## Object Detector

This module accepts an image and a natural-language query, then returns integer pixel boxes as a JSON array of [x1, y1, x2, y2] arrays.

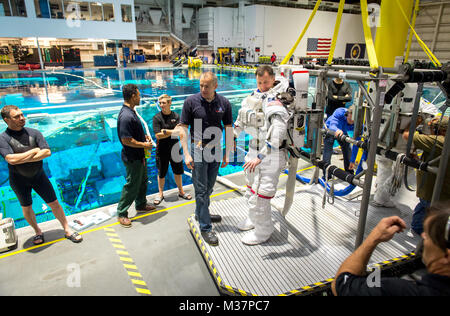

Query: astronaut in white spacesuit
[[233, 65, 291, 245]]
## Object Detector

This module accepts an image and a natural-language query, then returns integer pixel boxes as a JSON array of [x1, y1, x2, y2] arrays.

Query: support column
[[374, 0, 414, 67]]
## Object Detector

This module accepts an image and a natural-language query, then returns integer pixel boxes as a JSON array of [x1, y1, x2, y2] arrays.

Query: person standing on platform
[[116, 84, 156, 228], [175, 72, 234, 246], [152, 94, 191, 205], [0, 105, 82, 245]]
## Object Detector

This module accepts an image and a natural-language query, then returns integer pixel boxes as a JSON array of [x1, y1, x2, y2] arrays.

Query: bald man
[[176, 72, 234, 246]]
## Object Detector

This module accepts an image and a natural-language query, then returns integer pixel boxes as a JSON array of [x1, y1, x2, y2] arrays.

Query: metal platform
[[188, 185, 421, 296]]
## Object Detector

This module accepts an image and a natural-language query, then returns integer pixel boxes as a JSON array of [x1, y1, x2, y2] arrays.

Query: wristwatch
[[257, 153, 265, 161], [163, 129, 167, 135]]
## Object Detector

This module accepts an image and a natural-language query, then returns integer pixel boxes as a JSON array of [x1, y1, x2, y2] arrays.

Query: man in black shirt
[[0, 105, 82, 245], [116, 84, 155, 228], [152, 94, 191, 205], [332, 206, 450, 296], [325, 71, 352, 118]]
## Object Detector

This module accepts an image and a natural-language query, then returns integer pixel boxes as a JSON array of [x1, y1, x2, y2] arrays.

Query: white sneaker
[[237, 218, 255, 231], [241, 231, 271, 245]]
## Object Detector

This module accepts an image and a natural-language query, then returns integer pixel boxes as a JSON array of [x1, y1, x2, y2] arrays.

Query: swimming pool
[[0, 66, 261, 228], [0, 66, 447, 228]]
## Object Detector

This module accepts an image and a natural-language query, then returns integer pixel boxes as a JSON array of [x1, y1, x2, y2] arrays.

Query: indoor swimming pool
[[0, 66, 447, 228]]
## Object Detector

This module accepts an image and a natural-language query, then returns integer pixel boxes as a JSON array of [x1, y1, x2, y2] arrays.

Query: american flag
[[306, 38, 332, 57]]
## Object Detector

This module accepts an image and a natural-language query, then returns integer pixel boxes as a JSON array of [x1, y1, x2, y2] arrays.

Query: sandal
[[33, 234, 44, 245], [178, 192, 192, 200], [153, 195, 164, 205], [65, 232, 83, 243]]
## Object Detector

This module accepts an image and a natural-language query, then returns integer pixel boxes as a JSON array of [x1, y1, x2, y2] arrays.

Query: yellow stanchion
[[280, 0, 322, 65], [360, 0, 379, 69], [404, 0, 420, 64], [327, 0, 346, 65]]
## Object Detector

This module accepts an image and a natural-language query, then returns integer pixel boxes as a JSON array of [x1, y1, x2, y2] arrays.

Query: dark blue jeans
[[411, 198, 430, 235], [191, 146, 221, 232], [322, 134, 352, 178]]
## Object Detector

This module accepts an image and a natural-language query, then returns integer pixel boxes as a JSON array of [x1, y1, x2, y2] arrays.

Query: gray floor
[[0, 157, 422, 296]]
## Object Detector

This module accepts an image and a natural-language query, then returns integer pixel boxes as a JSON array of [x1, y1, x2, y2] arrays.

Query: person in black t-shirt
[[152, 94, 191, 205], [332, 204, 450, 296], [0, 105, 82, 245], [325, 70, 352, 118]]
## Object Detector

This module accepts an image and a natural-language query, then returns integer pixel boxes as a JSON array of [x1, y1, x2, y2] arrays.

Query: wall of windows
[[34, 0, 119, 22], [0, 0, 27, 17]]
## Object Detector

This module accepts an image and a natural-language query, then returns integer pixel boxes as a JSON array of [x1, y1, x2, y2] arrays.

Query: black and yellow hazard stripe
[[187, 215, 257, 297], [280, 252, 418, 296], [104, 227, 151, 296], [279, 278, 334, 296], [370, 252, 417, 271]]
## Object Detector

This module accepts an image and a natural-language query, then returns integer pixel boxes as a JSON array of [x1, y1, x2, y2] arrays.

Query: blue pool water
[[0, 67, 258, 228], [0, 66, 447, 228]]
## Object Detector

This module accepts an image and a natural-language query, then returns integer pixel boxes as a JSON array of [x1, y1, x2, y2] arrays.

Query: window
[[10, 0, 27, 16], [0, 0, 12, 16], [103, 3, 114, 21], [79, 2, 90, 20], [121, 4, 131, 22], [49, 0, 63, 19], [198, 33, 208, 46], [89, 2, 102, 21], [1, 0, 27, 17], [34, 0, 49, 18]]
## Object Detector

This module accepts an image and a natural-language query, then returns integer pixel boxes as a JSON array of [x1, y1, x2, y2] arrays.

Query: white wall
[[0, 0, 136, 40], [259, 5, 365, 59], [207, 4, 366, 62]]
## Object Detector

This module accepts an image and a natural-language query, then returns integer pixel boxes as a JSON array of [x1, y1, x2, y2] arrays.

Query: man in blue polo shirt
[[176, 72, 233, 246], [322, 105, 356, 179]]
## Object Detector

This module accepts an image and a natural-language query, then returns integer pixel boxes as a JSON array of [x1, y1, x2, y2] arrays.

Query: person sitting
[[332, 204, 450, 296]]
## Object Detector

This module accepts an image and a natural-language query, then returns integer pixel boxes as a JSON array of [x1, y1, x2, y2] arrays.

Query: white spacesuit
[[234, 76, 290, 245]]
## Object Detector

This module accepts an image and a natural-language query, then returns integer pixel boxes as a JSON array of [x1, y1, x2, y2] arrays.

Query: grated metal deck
[[188, 185, 421, 296]]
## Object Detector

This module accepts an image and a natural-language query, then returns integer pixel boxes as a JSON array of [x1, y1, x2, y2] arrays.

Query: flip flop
[[154, 196, 164, 205], [33, 234, 44, 245], [65, 232, 83, 243], [178, 193, 192, 200]]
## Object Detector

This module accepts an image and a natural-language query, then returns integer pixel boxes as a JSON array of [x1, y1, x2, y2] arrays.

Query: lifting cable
[[360, 0, 379, 70], [404, 0, 420, 64], [280, 0, 322, 65], [395, 0, 441, 67], [327, 0, 346, 65]]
